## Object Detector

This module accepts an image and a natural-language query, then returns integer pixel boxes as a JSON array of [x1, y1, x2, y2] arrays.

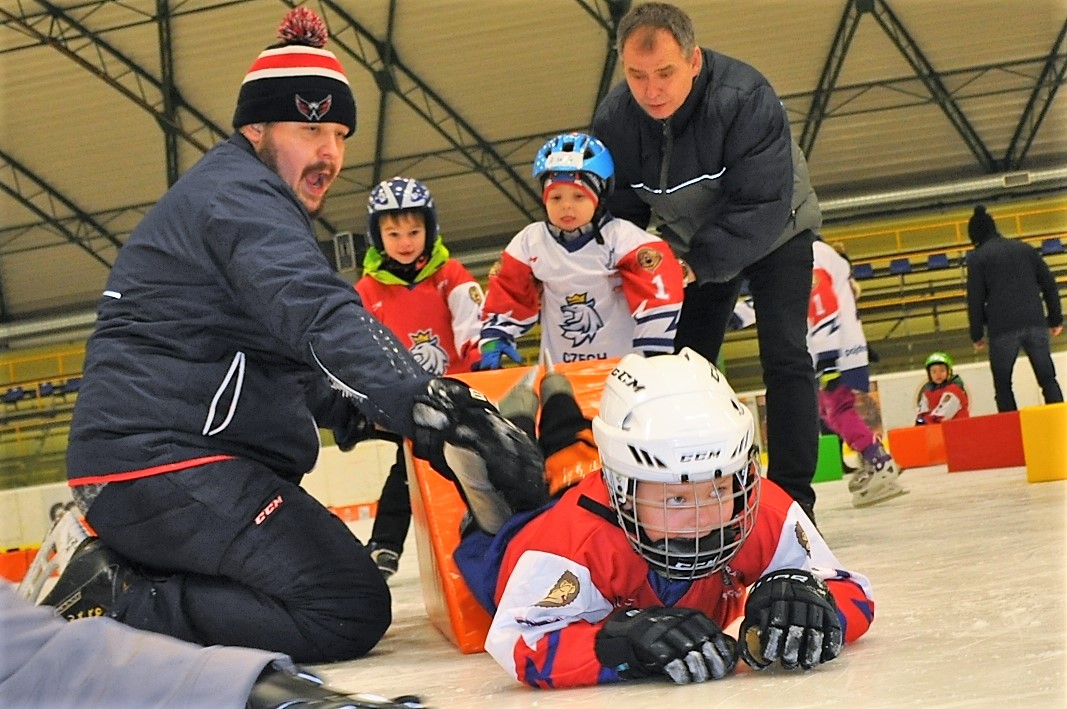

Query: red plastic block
[[886, 424, 946, 469], [942, 411, 1024, 472]]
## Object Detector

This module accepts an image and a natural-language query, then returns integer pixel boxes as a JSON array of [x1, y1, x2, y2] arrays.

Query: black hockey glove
[[411, 377, 547, 534], [595, 607, 737, 684], [738, 569, 843, 671]]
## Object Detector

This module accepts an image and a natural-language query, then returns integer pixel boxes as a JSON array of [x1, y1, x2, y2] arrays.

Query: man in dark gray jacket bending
[[593, 2, 822, 522]]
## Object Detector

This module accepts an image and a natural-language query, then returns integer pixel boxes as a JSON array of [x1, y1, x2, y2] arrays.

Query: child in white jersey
[[476, 132, 685, 369]]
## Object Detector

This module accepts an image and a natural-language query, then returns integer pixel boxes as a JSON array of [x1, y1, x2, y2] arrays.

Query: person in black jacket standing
[[966, 204, 1063, 411], [592, 2, 822, 522]]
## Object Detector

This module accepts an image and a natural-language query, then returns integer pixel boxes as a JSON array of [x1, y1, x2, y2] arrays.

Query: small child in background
[[355, 176, 484, 577], [915, 351, 969, 424], [476, 132, 685, 369]]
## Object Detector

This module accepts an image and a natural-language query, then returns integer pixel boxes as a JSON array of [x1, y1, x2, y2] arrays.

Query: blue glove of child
[[473, 338, 524, 370]]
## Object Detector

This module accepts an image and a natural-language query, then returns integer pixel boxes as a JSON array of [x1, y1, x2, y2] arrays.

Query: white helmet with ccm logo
[[591, 348, 761, 579]]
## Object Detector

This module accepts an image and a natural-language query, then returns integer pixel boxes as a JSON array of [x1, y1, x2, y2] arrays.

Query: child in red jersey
[[915, 351, 970, 424], [454, 349, 874, 688], [356, 177, 484, 577]]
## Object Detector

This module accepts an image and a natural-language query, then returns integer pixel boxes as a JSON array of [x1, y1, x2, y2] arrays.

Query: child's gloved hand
[[738, 569, 842, 671], [473, 338, 524, 370], [595, 606, 737, 684]]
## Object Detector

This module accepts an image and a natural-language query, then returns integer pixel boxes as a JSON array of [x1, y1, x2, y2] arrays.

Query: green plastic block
[[813, 434, 844, 483]]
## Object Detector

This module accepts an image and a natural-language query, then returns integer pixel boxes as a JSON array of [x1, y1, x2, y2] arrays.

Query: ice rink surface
[[322, 466, 1065, 708]]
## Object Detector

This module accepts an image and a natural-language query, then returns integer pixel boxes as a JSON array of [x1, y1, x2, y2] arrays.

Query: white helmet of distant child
[[592, 348, 761, 580]]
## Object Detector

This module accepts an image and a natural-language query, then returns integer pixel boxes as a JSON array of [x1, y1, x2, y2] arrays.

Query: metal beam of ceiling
[[0, 147, 120, 268], [575, 0, 631, 119], [369, 0, 399, 188], [1004, 19, 1067, 169], [295, 0, 541, 222], [800, 0, 864, 158], [869, 0, 995, 172], [156, 0, 180, 186]]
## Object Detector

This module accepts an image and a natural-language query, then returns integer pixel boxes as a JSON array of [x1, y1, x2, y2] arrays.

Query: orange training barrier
[[407, 359, 618, 653]]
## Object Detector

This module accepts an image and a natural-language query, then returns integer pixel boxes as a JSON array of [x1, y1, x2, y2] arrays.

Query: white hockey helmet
[[591, 348, 761, 580]]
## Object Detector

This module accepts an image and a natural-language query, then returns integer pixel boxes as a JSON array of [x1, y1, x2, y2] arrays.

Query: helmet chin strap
[[546, 213, 612, 248], [640, 527, 738, 581]]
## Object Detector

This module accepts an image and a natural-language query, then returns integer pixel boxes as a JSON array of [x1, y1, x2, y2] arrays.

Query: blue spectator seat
[[889, 258, 913, 275], [2, 386, 30, 405], [852, 263, 875, 280], [58, 377, 82, 398], [926, 253, 951, 270], [1040, 237, 1064, 255]]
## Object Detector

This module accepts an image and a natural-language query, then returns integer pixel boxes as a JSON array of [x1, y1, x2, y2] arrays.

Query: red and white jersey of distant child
[[482, 219, 685, 363], [807, 239, 869, 371]]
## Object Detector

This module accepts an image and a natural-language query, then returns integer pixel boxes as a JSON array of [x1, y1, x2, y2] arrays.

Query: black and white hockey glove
[[411, 377, 547, 534], [738, 569, 843, 671], [595, 607, 737, 684]]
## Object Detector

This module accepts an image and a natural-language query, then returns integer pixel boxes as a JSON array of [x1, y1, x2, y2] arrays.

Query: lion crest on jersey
[[794, 521, 811, 557], [635, 246, 663, 271], [560, 292, 603, 347], [409, 329, 448, 375], [535, 570, 580, 608]]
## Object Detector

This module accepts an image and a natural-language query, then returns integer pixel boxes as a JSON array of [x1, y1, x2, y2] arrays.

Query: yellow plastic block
[[1020, 403, 1067, 483]]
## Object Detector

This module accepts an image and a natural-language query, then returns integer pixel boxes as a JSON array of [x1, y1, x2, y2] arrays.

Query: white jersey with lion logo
[[481, 217, 685, 363]]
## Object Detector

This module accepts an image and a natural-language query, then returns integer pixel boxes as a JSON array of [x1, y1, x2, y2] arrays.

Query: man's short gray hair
[[615, 2, 697, 57]]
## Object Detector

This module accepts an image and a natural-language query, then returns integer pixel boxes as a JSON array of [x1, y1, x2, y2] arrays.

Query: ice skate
[[39, 536, 136, 620], [850, 460, 907, 507], [17, 507, 92, 604], [368, 544, 401, 579], [247, 668, 425, 708], [497, 368, 540, 439]]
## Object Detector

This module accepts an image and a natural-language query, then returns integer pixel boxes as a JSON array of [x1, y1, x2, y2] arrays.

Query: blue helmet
[[366, 177, 439, 252], [532, 132, 614, 202]]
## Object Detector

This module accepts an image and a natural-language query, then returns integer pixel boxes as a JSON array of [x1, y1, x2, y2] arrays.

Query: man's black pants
[[86, 458, 391, 663], [675, 230, 819, 511]]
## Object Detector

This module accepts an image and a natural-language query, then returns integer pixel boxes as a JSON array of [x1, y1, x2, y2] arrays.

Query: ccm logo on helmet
[[610, 368, 645, 392], [255, 495, 283, 525], [679, 450, 721, 463]]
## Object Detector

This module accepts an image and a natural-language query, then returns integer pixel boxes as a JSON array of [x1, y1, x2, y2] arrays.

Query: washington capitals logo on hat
[[295, 94, 333, 121]]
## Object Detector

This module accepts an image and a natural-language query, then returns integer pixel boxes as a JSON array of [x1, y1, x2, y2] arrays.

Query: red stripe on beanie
[[244, 47, 348, 84]]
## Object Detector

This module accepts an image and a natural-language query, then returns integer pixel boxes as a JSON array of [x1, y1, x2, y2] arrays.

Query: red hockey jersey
[[356, 257, 483, 375], [485, 474, 874, 687]]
